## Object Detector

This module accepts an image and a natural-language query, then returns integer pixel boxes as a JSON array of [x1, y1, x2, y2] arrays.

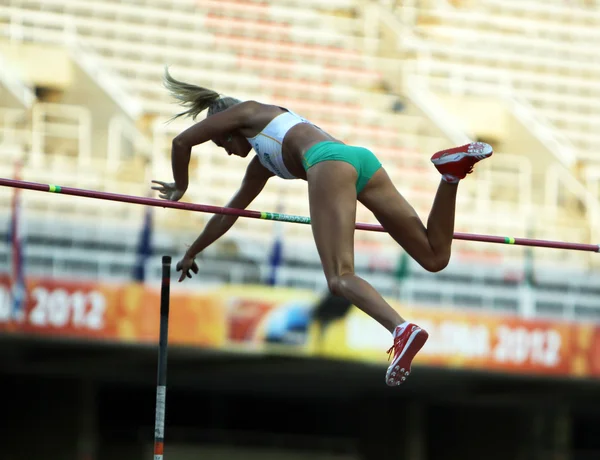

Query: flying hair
[[163, 67, 242, 122]]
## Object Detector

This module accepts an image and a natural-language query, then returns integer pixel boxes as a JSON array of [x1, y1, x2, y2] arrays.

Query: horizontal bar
[[1, 177, 599, 253]]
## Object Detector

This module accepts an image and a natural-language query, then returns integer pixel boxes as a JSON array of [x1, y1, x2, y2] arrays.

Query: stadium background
[[2, 0, 600, 458]]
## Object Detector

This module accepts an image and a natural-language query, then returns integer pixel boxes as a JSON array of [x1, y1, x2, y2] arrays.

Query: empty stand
[[1, 0, 599, 280], [398, 0, 600, 173]]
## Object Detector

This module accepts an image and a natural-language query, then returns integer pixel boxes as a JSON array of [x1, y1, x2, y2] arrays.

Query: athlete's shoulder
[[233, 100, 285, 120], [229, 100, 261, 117]]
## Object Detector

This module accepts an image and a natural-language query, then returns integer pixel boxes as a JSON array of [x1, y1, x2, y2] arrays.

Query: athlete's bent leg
[[359, 142, 493, 272], [359, 170, 455, 272]]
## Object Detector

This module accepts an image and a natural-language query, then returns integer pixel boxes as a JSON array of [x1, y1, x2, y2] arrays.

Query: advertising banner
[[1, 276, 600, 379], [315, 306, 600, 379], [0, 275, 225, 347]]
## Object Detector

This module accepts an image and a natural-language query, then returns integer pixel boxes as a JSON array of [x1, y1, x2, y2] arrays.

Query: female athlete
[[151, 69, 493, 387]]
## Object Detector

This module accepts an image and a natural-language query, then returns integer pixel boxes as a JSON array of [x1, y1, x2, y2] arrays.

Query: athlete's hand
[[176, 254, 199, 282], [151, 180, 186, 202]]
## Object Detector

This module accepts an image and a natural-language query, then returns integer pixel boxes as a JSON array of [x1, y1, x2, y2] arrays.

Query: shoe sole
[[385, 328, 429, 387], [431, 142, 493, 165]]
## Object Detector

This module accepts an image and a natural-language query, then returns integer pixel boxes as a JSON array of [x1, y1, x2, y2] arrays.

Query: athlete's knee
[[327, 271, 355, 297], [421, 253, 450, 273]]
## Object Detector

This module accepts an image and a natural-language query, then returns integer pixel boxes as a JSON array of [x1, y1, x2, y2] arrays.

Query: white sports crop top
[[246, 110, 311, 179]]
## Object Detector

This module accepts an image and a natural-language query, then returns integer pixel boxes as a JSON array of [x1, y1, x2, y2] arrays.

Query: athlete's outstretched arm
[[176, 156, 274, 281], [171, 101, 259, 192]]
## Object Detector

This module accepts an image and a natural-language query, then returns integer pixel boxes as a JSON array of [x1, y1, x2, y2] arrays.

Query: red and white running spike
[[385, 323, 428, 387], [430, 142, 493, 183]]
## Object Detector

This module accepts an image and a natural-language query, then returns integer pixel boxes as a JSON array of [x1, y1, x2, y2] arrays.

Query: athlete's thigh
[[358, 167, 432, 256], [307, 161, 358, 278]]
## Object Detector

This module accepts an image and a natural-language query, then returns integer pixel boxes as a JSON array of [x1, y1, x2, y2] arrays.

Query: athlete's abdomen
[[282, 123, 341, 179]]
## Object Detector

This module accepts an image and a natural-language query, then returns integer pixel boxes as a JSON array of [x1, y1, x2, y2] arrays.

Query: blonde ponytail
[[163, 67, 242, 122]]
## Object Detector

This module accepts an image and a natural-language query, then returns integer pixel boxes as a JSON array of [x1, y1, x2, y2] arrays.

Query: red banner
[[317, 306, 600, 379], [1, 276, 600, 379], [0, 275, 226, 347]]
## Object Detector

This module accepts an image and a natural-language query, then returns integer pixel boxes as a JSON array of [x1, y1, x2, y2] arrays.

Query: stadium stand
[[385, 0, 600, 190], [1, 0, 600, 320]]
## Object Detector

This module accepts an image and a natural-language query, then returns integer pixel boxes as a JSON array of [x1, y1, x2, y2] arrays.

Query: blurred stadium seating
[[0, 0, 599, 315]]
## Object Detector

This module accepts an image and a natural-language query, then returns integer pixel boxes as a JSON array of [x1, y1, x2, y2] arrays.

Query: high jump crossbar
[[1, 177, 599, 253]]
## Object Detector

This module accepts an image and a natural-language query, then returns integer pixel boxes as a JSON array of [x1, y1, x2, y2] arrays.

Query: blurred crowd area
[[1, 0, 600, 459]]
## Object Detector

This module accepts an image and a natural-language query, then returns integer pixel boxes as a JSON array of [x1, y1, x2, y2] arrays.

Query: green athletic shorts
[[301, 141, 382, 194]]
